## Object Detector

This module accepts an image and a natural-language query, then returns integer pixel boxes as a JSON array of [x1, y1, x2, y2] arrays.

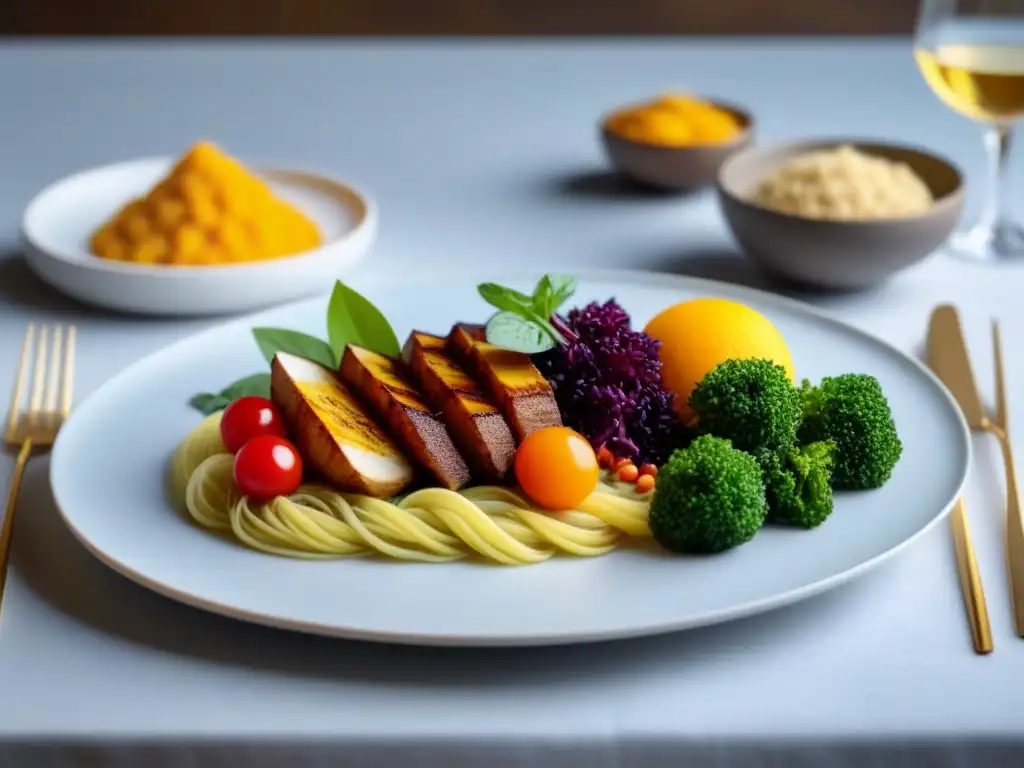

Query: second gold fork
[[984, 321, 1024, 637]]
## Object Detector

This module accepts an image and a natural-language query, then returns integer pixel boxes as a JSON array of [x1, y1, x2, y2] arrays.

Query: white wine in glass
[[915, 0, 1024, 261]]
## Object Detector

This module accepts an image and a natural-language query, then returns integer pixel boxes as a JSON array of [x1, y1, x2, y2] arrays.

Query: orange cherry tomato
[[618, 463, 639, 483], [514, 426, 599, 511], [639, 463, 658, 478], [611, 457, 632, 473], [636, 474, 656, 494]]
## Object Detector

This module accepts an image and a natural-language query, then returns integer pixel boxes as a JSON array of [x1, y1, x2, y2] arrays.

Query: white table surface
[[2, 37, 1024, 767]]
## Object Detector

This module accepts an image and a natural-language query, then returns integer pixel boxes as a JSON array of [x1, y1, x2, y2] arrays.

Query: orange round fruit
[[514, 426, 599, 511], [643, 297, 795, 421]]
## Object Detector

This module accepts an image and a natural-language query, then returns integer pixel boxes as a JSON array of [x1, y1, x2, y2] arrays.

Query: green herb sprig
[[477, 274, 577, 354], [189, 373, 272, 415], [188, 279, 397, 415]]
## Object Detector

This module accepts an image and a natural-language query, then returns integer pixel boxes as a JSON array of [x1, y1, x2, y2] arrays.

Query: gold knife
[[927, 305, 994, 654]]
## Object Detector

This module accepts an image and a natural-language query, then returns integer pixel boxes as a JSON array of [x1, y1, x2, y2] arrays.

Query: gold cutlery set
[[0, 312, 1013, 651], [928, 305, 1021, 654]]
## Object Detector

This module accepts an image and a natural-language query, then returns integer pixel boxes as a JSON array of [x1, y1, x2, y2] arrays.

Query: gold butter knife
[[927, 305, 993, 654]]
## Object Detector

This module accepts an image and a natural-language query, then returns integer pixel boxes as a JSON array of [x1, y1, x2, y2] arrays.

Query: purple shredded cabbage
[[533, 299, 686, 466]]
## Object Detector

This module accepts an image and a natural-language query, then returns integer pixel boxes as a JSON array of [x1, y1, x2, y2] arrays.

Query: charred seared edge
[[341, 344, 471, 491], [270, 352, 414, 498], [446, 323, 562, 443], [402, 331, 516, 482]]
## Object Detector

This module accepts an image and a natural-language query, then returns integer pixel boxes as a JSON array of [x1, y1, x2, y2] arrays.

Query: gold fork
[[0, 324, 76, 618], [987, 321, 1024, 637]]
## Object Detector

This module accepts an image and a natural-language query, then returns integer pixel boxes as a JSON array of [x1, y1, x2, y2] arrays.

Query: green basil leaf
[[478, 283, 534, 314], [539, 317, 567, 345], [252, 327, 335, 369], [326, 281, 401, 361], [516, 304, 566, 345], [532, 274, 577, 317], [532, 275, 554, 314], [187, 372, 273, 416], [484, 311, 558, 354], [220, 372, 272, 401], [543, 274, 577, 314], [189, 392, 230, 415]]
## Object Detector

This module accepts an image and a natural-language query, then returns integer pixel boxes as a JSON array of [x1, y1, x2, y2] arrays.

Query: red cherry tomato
[[220, 396, 287, 454], [233, 435, 303, 501]]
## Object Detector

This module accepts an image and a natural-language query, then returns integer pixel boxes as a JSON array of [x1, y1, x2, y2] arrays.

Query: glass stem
[[981, 124, 1014, 233], [947, 120, 1024, 261]]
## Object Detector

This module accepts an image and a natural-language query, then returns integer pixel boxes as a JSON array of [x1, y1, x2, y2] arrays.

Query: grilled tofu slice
[[446, 324, 562, 443], [402, 331, 516, 482], [271, 352, 414, 498], [341, 344, 471, 491]]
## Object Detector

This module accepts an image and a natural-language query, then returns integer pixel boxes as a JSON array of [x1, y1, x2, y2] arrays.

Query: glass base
[[947, 219, 1024, 262]]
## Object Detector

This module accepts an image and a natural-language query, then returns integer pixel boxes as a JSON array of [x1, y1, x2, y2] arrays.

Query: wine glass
[[915, 0, 1024, 262]]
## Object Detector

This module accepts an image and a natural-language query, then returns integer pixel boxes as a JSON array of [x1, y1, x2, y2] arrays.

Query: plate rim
[[20, 155, 379, 278], [49, 266, 972, 646]]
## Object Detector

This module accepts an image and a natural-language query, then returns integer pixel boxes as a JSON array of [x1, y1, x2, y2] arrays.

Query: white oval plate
[[50, 269, 970, 647], [21, 157, 378, 316]]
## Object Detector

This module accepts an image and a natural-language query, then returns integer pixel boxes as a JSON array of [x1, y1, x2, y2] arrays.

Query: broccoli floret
[[759, 441, 836, 528], [799, 374, 902, 490], [688, 358, 802, 455], [648, 434, 767, 554]]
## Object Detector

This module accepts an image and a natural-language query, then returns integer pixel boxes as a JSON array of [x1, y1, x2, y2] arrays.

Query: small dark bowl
[[716, 138, 965, 291], [600, 98, 754, 191]]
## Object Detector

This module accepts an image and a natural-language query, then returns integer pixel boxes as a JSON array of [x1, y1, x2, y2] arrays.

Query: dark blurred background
[[2, 0, 915, 36]]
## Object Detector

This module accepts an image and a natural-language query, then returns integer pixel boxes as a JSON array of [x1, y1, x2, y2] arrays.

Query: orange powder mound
[[90, 141, 321, 266], [604, 94, 742, 147]]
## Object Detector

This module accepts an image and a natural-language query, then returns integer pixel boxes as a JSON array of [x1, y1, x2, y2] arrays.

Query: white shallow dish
[[21, 157, 378, 316], [50, 269, 970, 647]]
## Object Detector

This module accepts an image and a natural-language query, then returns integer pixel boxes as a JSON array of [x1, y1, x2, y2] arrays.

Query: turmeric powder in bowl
[[604, 94, 744, 147], [90, 141, 321, 267]]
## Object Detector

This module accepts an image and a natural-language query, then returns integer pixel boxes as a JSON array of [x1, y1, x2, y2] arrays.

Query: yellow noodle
[[171, 411, 228, 506], [175, 412, 652, 565], [184, 454, 235, 530]]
